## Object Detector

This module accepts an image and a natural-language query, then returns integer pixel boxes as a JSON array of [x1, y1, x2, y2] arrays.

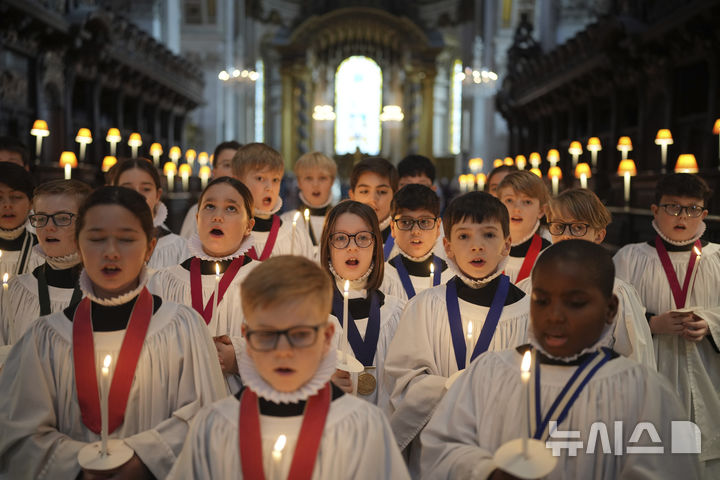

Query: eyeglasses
[[329, 231, 375, 249], [244, 324, 325, 351], [393, 217, 438, 231], [548, 222, 590, 237], [659, 204, 705, 218], [28, 212, 76, 228]]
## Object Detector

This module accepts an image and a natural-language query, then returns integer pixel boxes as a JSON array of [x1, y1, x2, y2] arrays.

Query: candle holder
[[492, 438, 557, 479], [77, 439, 135, 471]]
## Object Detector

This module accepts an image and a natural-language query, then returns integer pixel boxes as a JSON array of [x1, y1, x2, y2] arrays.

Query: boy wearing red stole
[[614, 173, 720, 478], [232, 143, 313, 261], [169, 256, 409, 479], [422, 240, 699, 479]]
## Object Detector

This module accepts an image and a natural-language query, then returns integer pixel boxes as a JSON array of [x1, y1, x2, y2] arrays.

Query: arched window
[[334, 56, 382, 155]]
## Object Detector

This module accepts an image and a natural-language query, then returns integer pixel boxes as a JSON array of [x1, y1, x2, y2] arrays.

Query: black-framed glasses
[[28, 212, 76, 228], [244, 324, 325, 351], [659, 204, 705, 218], [548, 222, 590, 237], [329, 231, 375, 249], [393, 216, 438, 231]]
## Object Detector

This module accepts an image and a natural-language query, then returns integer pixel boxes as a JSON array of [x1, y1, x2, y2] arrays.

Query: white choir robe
[[614, 241, 720, 474], [383, 258, 455, 302], [330, 292, 404, 410], [1, 267, 76, 345], [420, 349, 700, 480], [251, 216, 314, 260], [0, 300, 227, 480], [180, 203, 199, 239], [516, 275, 656, 369], [0, 246, 43, 280], [167, 390, 410, 479], [384, 282, 530, 474], [386, 233, 448, 262], [280, 209, 327, 262], [148, 233, 190, 269]]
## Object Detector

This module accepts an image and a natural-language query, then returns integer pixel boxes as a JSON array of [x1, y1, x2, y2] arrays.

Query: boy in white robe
[[169, 256, 409, 479], [384, 184, 454, 302], [422, 239, 700, 479], [385, 191, 530, 474], [2, 180, 91, 345], [516, 188, 655, 369], [232, 143, 313, 260], [614, 173, 720, 478]]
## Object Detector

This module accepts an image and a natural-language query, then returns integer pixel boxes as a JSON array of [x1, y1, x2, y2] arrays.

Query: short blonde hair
[[547, 188, 612, 230], [33, 179, 92, 210], [241, 256, 333, 316], [497, 170, 550, 206], [294, 151, 337, 178], [232, 143, 284, 180]]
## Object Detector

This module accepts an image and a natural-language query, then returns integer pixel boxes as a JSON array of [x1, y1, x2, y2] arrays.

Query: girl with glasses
[[319, 200, 404, 410], [2, 180, 91, 345]]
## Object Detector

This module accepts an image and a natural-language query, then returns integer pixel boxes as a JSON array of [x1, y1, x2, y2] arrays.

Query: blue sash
[[331, 289, 381, 366], [446, 275, 510, 370], [390, 255, 443, 299], [383, 235, 395, 260]]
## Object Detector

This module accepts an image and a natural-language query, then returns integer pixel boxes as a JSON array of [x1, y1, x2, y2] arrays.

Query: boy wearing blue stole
[[384, 184, 453, 301], [421, 240, 699, 480], [384, 192, 530, 475]]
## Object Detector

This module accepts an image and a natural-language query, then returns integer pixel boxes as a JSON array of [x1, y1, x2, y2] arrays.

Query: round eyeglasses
[[393, 217, 438, 231], [548, 222, 590, 237], [244, 324, 325, 351], [28, 212, 76, 228], [659, 204, 705, 218], [329, 231, 375, 249]]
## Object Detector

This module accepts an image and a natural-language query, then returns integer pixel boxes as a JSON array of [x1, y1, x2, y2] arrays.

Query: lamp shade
[[101, 156, 117, 172], [169, 146, 182, 161], [468, 157, 483, 172], [548, 166, 562, 179], [586, 137, 602, 151], [568, 141, 582, 155], [75, 128, 92, 144], [31, 120, 50, 137], [59, 151, 78, 168], [617, 159, 637, 176], [713, 119, 720, 135], [163, 162, 177, 175], [574, 162, 592, 178], [199, 165, 211, 179], [149, 143, 163, 156], [530, 167, 542, 177], [128, 133, 142, 147], [476, 173, 486, 185], [547, 149, 560, 162], [185, 149, 197, 162], [198, 152, 209, 165], [105, 128, 121, 142], [674, 154, 698, 173], [493, 158, 503, 168], [178, 163, 192, 177], [515, 155, 527, 169], [529, 152, 541, 166], [616, 136, 633, 151], [655, 129, 673, 145], [503, 157, 514, 166]]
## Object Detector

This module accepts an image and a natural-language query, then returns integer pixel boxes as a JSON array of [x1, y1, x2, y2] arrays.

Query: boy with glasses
[[169, 256, 409, 479], [384, 185, 454, 301], [614, 173, 720, 477]]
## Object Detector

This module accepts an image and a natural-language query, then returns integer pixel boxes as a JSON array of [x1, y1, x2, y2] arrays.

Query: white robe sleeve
[[148, 233, 190, 269], [252, 217, 315, 261], [180, 203, 199, 239]]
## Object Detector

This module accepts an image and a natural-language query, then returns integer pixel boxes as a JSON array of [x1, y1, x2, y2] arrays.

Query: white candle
[[580, 173, 588, 189], [131, 145, 139, 158], [2, 272, 8, 292], [181, 171, 189, 191], [551, 177, 559, 196], [590, 150, 598, 170], [271, 434, 287, 478], [212, 263, 220, 327], [465, 321, 474, 368], [151, 152, 160, 167], [304, 208, 310, 238], [343, 280, 350, 363], [291, 211, 300, 255], [64, 163, 72, 180], [79, 143, 87, 163], [429, 262, 435, 290], [623, 172, 631, 205], [689, 246, 702, 300], [167, 171, 174, 191], [520, 350, 532, 458], [660, 144, 668, 173], [100, 354, 112, 457]]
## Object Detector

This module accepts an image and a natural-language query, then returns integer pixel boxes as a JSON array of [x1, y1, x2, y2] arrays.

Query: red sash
[[655, 236, 702, 309], [248, 215, 281, 261], [515, 234, 543, 283], [239, 383, 331, 480], [72, 288, 153, 434], [190, 256, 245, 324]]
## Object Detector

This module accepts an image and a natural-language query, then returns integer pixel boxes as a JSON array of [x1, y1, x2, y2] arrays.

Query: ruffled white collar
[[79, 267, 149, 306], [238, 344, 337, 404], [187, 233, 254, 261], [299, 191, 332, 209], [378, 216, 392, 231], [328, 262, 372, 296], [0, 224, 27, 240], [153, 202, 169, 228], [511, 220, 540, 247], [447, 256, 508, 289], [32, 244, 81, 270], [651, 219, 706, 247], [254, 197, 283, 217], [398, 246, 434, 263], [528, 320, 615, 362]]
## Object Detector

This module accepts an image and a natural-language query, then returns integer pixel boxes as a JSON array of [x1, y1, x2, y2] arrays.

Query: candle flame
[[344, 279, 350, 294], [215, 262, 220, 276], [2, 272, 8, 283], [694, 246, 701, 258], [466, 321, 473, 338], [521, 350, 532, 373], [293, 211, 301, 225], [273, 434, 287, 453], [304, 208, 310, 221], [103, 354, 112, 369], [430, 263, 435, 275]]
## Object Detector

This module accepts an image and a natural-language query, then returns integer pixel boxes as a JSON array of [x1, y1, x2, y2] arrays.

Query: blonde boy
[[232, 143, 312, 260]]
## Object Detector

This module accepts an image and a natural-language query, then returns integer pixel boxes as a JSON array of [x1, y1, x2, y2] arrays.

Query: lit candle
[[429, 262, 435, 290], [2, 272, 8, 292], [199, 166, 211, 189], [212, 263, 220, 327], [689, 246, 702, 300], [164, 162, 176, 192], [304, 208, 310, 238], [623, 171, 631, 205], [100, 354, 112, 457], [179, 164, 191, 191], [291, 211, 300, 255], [465, 321, 474, 368], [551, 176, 559, 196], [64, 163, 72, 180], [271, 434, 287, 478], [343, 280, 350, 363], [521, 350, 532, 458]]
